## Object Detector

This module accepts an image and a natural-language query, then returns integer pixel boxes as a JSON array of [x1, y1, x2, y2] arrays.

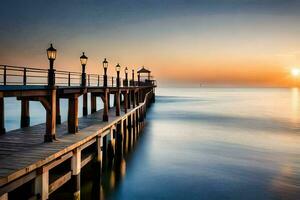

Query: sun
[[291, 68, 300, 77]]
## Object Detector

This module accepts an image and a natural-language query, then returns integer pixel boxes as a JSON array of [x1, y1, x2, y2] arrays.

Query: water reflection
[[271, 161, 300, 199], [25, 88, 300, 199], [291, 88, 300, 124]]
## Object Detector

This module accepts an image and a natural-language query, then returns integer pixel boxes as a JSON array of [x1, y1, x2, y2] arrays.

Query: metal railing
[[0, 65, 148, 87]]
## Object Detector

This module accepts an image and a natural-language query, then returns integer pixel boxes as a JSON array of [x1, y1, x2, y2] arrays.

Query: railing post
[[3, 65, 7, 86], [98, 75, 100, 87], [23, 68, 27, 85], [88, 74, 90, 86], [112, 77, 114, 87]]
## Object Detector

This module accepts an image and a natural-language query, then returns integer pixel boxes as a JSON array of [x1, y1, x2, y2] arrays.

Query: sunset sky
[[1, 0, 300, 86]]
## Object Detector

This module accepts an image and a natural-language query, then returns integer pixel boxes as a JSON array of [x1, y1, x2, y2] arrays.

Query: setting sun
[[291, 68, 300, 77]]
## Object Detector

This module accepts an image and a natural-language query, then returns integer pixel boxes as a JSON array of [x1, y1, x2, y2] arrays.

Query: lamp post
[[80, 52, 88, 87], [131, 69, 135, 86], [125, 67, 128, 86], [47, 44, 57, 86], [103, 58, 108, 87], [116, 63, 121, 87]]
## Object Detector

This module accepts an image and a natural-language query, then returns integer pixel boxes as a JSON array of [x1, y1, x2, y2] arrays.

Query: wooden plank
[[0, 193, 7, 200], [79, 138, 96, 151], [49, 171, 72, 194], [0, 171, 36, 196], [43, 152, 73, 171], [81, 153, 95, 168]]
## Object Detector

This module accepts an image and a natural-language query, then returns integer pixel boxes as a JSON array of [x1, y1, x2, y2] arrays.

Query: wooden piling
[[123, 91, 128, 113], [56, 98, 61, 124], [115, 122, 123, 157], [127, 115, 132, 151], [102, 89, 109, 121], [21, 99, 30, 128], [116, 91, 121, 116], [123, 119, 128, 154], [44, 89, 56, 142], [34, 169, 49, 200], [131, 91, 136, 108], [91, 93, 97, 113], [71, 148, 81, 200], [68, 96, 79, 133], [0, 193, 7, 200], [83, 93, 88, 116]]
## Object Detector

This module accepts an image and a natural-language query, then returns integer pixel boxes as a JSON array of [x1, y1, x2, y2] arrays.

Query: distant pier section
[[0, 45, 156, 200]]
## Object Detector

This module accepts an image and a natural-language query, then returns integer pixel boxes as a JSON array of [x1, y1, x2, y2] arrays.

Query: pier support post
[[131, 91, 136, 108], [0, 97, 5, 135], [0, 193, 8, 200], [68, 96, 79, 133], [102, 89, 109, 121], [127, 115, 132, 151], [132, 113, 136, 144], [115, 122, 123, 157], [102, 135, 108, 169], [107, 128, 115, 164], [116, 90, 121, 116], [123, 119, 128, 154], [127, 90, 131, 109], [123, 91, 128, 113], [83, 93, 88, 116], [21, 99, 30, 128], [135, 90, 139, 106], [34, 169, 49, 200], [97, 136, 103, 172], [71, 148, 81, 200], [136, 110, 139, 136], [43, 89, 56, 142], [56, 98, 61, 124], [107, 93, 111, 110], [113, 93, 117, 107], [0, 194, 7, 200], [91, 93, 97, 114]]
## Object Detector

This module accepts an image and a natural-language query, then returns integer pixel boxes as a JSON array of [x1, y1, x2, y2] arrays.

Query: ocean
[[4, 88, 300, 199]]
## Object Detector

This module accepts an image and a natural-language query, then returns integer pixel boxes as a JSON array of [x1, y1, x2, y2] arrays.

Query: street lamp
[[80, 52, 88, 86], [125, 67, 128, 86], [47, 44, 57, 86], [116, 63, 121, 87], [103, 58, 108, 87]]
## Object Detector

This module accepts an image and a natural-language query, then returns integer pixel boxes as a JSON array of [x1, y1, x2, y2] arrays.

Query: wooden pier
[[0, 63, 156, 200]]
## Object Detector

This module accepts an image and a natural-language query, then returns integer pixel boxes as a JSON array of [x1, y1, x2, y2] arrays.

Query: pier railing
[[0, 65, 139, 87]]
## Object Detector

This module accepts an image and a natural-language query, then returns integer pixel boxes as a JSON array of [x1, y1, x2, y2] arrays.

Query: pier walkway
[[0, 64, 156, 200]]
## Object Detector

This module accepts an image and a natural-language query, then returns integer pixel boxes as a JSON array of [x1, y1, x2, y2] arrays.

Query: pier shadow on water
[[47, 134, 143, 200]]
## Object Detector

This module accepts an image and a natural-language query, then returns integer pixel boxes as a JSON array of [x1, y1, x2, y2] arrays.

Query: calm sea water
[[105, 88, 300, 200], [4, 88, 300, 199]]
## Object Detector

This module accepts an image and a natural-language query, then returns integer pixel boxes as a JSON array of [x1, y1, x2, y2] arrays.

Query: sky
[[1, 0, 300, 87]]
